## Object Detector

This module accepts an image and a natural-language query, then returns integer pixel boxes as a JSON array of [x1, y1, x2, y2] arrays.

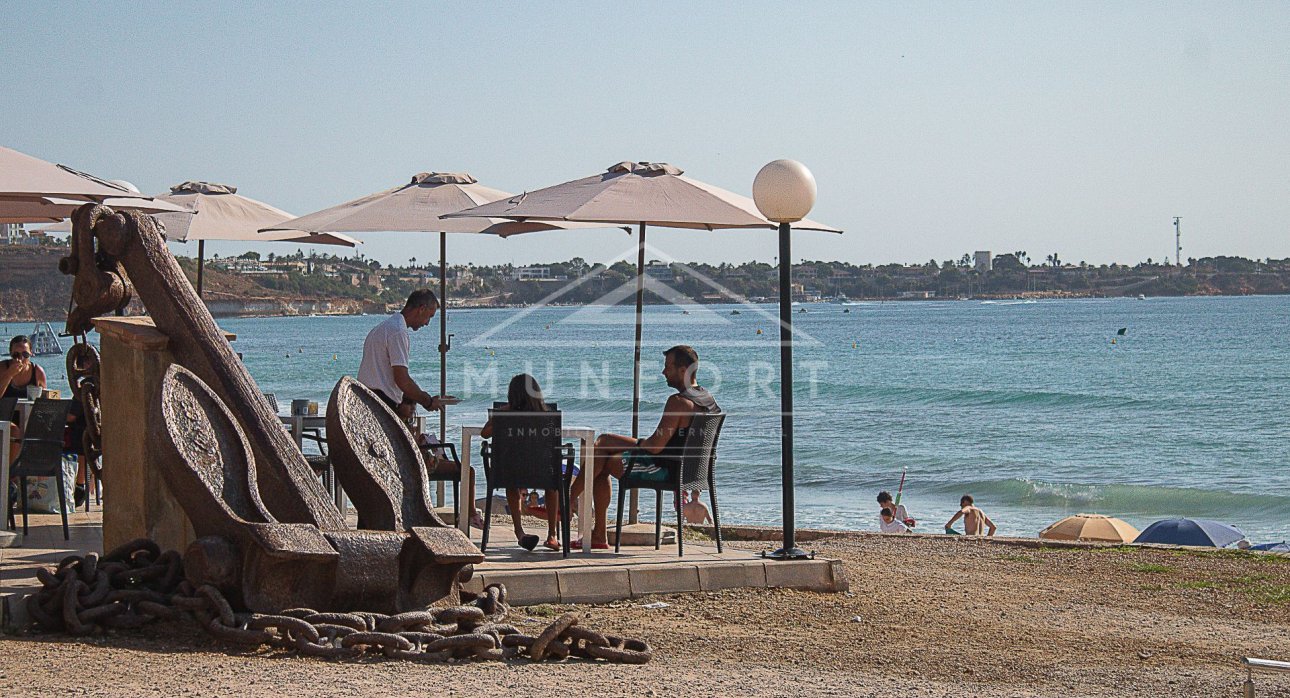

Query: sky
[[3, 2, 1288, 268]]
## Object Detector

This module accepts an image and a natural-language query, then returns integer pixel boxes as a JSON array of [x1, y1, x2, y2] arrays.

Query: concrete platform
[[1, 509, 848, 629]]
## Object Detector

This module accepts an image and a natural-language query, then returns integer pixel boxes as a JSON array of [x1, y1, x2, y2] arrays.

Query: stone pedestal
[[94, 316, 236, 554]]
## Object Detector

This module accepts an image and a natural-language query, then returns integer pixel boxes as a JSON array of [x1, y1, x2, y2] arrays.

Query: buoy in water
[[756, 328, 763, 335]]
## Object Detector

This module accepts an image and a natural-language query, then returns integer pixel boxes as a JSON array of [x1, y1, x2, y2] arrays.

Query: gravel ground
[[2, 532, 1288, 697]]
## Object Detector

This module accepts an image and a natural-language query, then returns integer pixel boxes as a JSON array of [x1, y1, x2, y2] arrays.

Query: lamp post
[[753, 159, 817, 561]]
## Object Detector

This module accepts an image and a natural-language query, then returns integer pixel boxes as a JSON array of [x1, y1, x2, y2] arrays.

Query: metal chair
[[8, 398, 75, 540], [420, 440, 462, 521], [615, 411, 725, 557], [479, 409, 574, 557]]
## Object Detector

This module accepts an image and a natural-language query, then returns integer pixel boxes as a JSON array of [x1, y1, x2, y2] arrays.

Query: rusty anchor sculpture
[[62, 205, 483, 612], [153, 365, 480, 612]]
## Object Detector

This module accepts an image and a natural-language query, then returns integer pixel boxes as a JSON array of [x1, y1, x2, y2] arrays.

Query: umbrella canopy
[[36, 180, 357, 296], [0, 194, 188, 224], [1249, 541, 1290, 553], [262, 171, 614, 237], [0, 145, 185, 222], [1134, 518, 1245, 547], [443, 161, 840, 232], [1039, 514, 1140, 543], [158, 181, 294, 243]]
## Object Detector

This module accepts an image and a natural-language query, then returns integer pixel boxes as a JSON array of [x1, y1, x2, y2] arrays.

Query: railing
[[1242, 657, 1290, 697]]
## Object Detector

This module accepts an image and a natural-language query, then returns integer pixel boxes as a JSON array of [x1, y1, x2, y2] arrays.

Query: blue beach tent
[[1133, 518, 1244, 548], [1249, 541, 1290, 553]]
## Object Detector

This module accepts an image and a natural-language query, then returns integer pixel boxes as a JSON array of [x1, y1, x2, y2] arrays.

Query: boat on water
[[1137, 294, 1147, 300]]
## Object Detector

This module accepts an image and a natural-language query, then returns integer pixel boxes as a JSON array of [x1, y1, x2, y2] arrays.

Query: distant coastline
[[2, 244, 1287, 322]]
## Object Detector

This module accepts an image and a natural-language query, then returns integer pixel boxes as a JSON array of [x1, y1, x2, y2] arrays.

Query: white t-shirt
[[878, 504, 911, 533], [357, 312, 411, 403]]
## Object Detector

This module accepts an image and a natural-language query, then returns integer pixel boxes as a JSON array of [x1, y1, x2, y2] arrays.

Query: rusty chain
[[27, 538, 652, 664], [65, 338, 103, 464]]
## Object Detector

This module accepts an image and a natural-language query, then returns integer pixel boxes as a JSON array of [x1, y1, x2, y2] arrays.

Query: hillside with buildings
[[2, 222, 1287, 321]]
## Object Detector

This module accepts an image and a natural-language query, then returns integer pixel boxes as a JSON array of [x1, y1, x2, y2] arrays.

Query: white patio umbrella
[[0, 145, 186, 223], [158, 181, 364, 297], [42, 181, 361, 296], [446, 160, 841, 524], [263, 171, 623, 442]]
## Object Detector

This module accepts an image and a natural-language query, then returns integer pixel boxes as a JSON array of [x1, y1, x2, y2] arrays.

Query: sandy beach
[[3, 530, 1287, 697]]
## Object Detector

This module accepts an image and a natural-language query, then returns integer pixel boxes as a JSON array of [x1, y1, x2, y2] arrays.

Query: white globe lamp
[[752, 159, 816, 223]]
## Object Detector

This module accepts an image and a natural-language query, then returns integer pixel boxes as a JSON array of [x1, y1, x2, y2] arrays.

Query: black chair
[[9, 398, 75, 540], [420, 440, 462, 521], [479, 409, 574, 557], [615, 411, 726, 557]]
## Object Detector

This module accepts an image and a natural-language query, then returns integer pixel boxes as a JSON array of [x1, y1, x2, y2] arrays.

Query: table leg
[[291, 416, 304, 449], [580, 436, 595, 553], [458, 433, 473, 534]]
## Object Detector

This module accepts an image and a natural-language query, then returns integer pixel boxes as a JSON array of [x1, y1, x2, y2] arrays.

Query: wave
[[813, 384, 1152, 409], [916, 478, 1290, 519]]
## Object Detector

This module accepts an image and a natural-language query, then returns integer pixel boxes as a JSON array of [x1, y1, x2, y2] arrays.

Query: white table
[[460, 425, 597, 552], [15, 398, 34, 430]]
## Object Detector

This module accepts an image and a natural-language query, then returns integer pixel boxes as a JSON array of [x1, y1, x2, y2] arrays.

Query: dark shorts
[[622, 452, 673, 482]]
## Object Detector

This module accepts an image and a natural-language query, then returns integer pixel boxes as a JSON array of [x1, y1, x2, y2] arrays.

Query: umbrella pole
[[439, 231, 448, 445], [629, 222, 646, 525], [767, 221, 810, 560], [196, 240, 205, 298]]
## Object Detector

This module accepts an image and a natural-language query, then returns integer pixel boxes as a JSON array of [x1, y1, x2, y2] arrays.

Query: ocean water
[[14, 295, 1290, 542]]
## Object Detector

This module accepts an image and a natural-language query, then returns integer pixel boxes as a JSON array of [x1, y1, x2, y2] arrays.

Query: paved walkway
[[2, 509, 846, 627]]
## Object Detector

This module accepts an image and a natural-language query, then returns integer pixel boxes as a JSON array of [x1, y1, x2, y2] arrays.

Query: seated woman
[[480, 374, 562, 552], [0, 335, 46, 462]]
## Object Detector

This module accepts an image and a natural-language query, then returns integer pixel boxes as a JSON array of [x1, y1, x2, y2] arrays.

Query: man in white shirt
[[357, 289, 447, 419]]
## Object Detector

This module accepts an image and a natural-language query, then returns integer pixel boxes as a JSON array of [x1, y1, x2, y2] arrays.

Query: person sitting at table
[[480, 374, 563, 552], [1, 335, 46, 462], [569, 345, 719, 550]]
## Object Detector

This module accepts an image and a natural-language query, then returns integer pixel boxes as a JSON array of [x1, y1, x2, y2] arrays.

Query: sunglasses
[[11, 352, 31, 359]]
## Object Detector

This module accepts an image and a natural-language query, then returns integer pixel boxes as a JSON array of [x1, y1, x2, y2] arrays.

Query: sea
[[14, 295, 1290, 543]]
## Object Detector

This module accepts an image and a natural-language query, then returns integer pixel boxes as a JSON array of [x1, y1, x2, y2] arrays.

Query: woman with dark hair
[[0, 335, 46, 399], [1, 335, 46, 462], [481, 374, 562, 551]]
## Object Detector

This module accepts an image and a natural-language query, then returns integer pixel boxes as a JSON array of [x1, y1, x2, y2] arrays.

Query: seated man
[[569, 345, 719, 549]]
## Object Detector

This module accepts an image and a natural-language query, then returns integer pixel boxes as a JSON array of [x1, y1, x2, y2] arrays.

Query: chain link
[[27, 538, 653, 664]]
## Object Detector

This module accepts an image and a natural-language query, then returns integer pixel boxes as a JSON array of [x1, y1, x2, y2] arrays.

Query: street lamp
[[753, 159, 817, 561]]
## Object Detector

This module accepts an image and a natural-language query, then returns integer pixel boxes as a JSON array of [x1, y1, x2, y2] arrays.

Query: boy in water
[[878, 507, 910, 533], [876, 490, 916, 532], [944, 494, 996, 536]]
